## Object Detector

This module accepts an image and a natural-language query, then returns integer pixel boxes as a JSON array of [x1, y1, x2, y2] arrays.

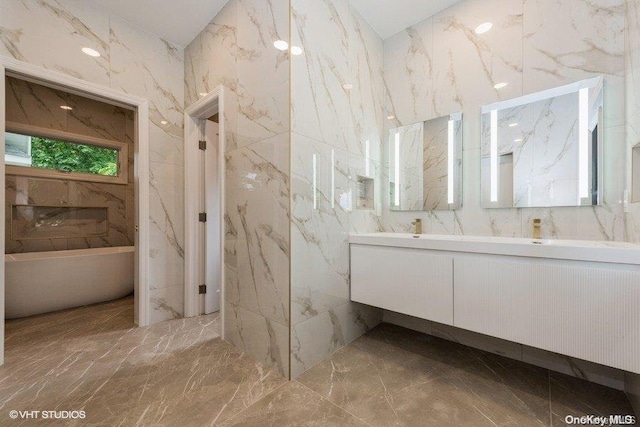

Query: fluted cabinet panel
[[454, 255, 640, 374]]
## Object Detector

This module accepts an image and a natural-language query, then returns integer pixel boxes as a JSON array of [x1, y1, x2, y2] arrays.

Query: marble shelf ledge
[[349, 233, 640, 266]]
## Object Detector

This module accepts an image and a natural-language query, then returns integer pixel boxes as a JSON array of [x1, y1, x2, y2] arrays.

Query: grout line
[[294, 379, 374, 426]]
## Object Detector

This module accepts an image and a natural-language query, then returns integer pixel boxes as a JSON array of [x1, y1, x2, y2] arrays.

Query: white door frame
[[0, 56, 151, 364], [183, 86, 225, 336]]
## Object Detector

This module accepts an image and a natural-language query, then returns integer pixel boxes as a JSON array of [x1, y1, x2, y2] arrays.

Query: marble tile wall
[[184, 0, 291, 377], [0, 0, 186, 323], [625, 0, 640, 415], [4, 76, 135, 253], [290, 0, 384, 378], [382, 0, 626, 241]]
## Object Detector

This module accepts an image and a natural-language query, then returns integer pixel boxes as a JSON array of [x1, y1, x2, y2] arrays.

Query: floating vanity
[[350, 233, 640, 374]]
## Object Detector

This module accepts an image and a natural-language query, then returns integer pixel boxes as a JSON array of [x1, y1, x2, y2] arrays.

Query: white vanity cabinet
[[349, 233, 640, 374], [454, 255, 640, 374], [350, 244, 453, 325]]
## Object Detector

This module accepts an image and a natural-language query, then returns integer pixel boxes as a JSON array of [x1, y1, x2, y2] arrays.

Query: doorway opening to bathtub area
[[0, 58, 151, 365], [184, 87, 225, 335]]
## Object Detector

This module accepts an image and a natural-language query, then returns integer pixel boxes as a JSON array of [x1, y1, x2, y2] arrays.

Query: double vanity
[[350, 233, 640, 374]]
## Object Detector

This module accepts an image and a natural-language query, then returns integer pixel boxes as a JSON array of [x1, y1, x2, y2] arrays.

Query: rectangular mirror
[[389, 113, 462, 211], [481, 77, 604, 208]]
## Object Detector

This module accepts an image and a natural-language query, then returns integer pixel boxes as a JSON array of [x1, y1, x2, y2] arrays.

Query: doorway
[[183, 87, 225, 334], [0, 56, 151, 365]]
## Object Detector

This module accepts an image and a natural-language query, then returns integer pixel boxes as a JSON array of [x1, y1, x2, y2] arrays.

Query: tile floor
[[0, 298, 635, 426]]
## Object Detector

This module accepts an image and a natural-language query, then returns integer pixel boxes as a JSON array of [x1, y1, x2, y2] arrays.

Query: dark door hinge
[[199, 284, 207, 294], [199, 140, 207, 150], [199, 212, 207, 222]]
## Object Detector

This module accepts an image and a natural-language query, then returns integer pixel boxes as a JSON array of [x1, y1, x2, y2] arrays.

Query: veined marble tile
[[291, 135, 351, 325], [149, 162, 184, 290], [349, 153, 383, 231], [5, 76, 68, 131], [109, 17, 184, 145], [150, 284, 184, 323], [432, 0, 523, 116], [0, 0, 110, 85], [522, 0, 625, 93], [184, 0, 239, 152], [68, 181, 131, 246], [148, 122, 184, 166], [225, 133, 290, 326], [520, 205, 625, 241], [235, 0, 289, 148], [6, 176, 68, 206], [291, 0, 353, 151], [383, 17, 435, 127], [291, 301, 381, 378], [454, 148, 523, 237], [348, 6, 384, 158], [184, 0, 237, 107], [224, 302, 289, 377], [66, 94, 131, 142]]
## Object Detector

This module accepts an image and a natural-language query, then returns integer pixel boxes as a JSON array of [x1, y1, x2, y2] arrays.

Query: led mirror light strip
[[448, 119, 455, 204], [490, 109, 498, 202], [394, 132, 400, 207], [578, 87, 589, 200]]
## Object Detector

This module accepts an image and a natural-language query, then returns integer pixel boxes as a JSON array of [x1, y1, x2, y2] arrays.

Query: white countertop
[[349, 233, 640, 265]]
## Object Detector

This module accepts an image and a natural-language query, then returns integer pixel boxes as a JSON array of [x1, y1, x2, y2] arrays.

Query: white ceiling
[[87, 0, 460, 48], [348, 0, 462, 39], [87, 0, 229, 47]]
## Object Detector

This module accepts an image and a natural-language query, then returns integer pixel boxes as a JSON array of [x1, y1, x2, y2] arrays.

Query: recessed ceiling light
[[514, 138, 523, 142], [494, 82, 508, 89], [81, 47, 101, 57], [161, 120, 168, 125], [59, 105, 73, 111], [475, 22, 493, 35], [343, 83, 353, 90], [508, 122, 518, 127], [273, 40, 289, 51], [198, 92, 208, 97], [291, 46, 303, 56], [387, 115, 396, 120]]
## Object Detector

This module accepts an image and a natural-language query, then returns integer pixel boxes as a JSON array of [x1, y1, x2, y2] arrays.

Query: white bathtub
[[5, 246, 134, 319]]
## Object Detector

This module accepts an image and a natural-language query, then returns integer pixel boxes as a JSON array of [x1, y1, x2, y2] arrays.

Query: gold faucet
[[412, 218, 422, 235], [532, 218, 541, 240]]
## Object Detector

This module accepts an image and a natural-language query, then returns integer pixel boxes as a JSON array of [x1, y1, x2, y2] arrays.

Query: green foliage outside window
[[31, 136, 118, 176]]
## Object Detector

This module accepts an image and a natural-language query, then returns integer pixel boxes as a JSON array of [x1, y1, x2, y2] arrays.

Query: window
[[4, 126, 128, 185]]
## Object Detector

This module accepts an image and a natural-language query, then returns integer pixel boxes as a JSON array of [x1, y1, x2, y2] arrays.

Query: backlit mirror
[[389, 113, 462, 211], [481, 77, 603, 208]]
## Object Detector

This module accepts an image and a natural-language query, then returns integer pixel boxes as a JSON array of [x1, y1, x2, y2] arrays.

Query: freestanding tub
[[5, 246, 134, 319]]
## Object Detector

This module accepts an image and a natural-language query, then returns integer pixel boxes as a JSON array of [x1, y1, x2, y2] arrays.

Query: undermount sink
[[349, 233, 640, 265]]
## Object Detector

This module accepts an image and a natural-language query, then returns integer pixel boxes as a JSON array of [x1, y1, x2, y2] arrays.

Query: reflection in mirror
[[481, 77, 603, 208], [389, 113, 462, 211]]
